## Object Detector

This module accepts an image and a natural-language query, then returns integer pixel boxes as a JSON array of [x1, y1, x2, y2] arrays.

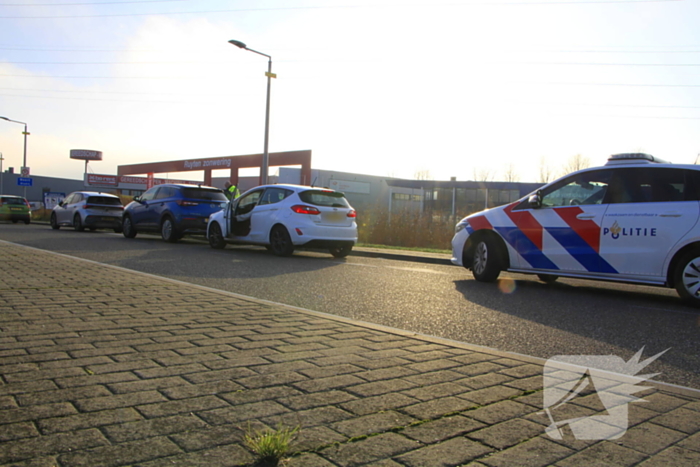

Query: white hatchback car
[[451, 153, 700, 306], [207, 184, 358, 257]]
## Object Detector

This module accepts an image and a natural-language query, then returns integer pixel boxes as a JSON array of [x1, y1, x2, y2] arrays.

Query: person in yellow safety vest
[[224, 182, 241, 200]]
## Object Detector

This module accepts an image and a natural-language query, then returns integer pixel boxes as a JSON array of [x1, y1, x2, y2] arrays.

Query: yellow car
[[0, 195, 31, 224]]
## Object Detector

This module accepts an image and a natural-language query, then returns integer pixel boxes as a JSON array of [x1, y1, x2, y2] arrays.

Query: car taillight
[[291, 205, 320, 215], [25, 201, 31, 208], [347, 210, 356, 218], [177, 200, 199, 206]]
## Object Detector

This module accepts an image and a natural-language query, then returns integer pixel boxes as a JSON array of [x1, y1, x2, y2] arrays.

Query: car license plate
[[10, 207, 21, 211], [325, 212, 345, 222]]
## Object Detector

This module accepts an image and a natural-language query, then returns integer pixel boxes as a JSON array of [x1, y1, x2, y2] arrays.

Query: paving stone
[[401, 415, 485, 443], [554, 440, 647, 467], [57, 436, 183, 467], [287, 452, 339, 467], [467, 400, 538, 425], [637, 446, 700, 466], [73, 390, 167, 412], [331, 411, 417, 438], [283, 389, 357, 411], [37, 407, 143, 434], [618, 423, 687, 455], [468, 418, 544, 450], [293, 374, 366, 393], [341, 392, 418, 416], [402, 382, 473, 401], [395, 435, 493, 467], [0, 429, 109, 465], [461, 385, 523, 405], [136, 443, 254, 467], [651, 407, 700, 434], [136, 394, 230, 418], [290, 425, 347, 452], [198, 400, 290, 425], [459, 372, 514, 390], [104, 413, 208, 443], [678, 431, 700, 452], [641, 392, 691, 413], [168, 424, 244, 451], [0, 421, 40, 442], [402, 396, 478, 420], [321, 432, 421, 466], [479, 436, 575, 467], [159, 380, 244, 400], [348, 378, 418, 397]]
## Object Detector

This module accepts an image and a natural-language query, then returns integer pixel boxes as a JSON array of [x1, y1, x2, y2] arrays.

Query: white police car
[[451, 153, 700, 306]]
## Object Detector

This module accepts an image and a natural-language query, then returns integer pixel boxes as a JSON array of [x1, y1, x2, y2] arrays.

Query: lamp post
[[0, 116, 29, 197], [228, 39, 275, 185], [0, 152, 4, 195]]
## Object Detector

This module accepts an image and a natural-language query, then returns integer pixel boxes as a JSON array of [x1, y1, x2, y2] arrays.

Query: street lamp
[[0, 116, 29, 196], [228, 39, 275, 185]]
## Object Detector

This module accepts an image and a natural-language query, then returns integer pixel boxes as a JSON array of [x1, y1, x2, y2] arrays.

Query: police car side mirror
[[528, 191, 542, 209]]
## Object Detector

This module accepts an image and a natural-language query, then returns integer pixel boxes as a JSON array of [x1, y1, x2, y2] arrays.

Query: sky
[[2, 0, 700, 185]]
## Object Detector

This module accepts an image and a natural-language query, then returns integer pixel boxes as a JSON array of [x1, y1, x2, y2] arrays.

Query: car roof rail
[[605, 153, 671, 165]]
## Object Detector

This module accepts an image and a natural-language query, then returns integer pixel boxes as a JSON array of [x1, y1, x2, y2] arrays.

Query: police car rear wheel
[[674, 251, 700, 307], [472, 238, 501, 282]]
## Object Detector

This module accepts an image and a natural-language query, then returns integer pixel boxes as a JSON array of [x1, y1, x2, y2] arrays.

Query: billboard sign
[[70, 149, 103, 161]]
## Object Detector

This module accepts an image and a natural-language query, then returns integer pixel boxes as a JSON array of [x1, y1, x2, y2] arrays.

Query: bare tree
[[473, 167, 494, 182], [561, 154, 591, 176], [414, 169, 433, 180], [538, 156, 554, 184], [503, 163, 520, 182]]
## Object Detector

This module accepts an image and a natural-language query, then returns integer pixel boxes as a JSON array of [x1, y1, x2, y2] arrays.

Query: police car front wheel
[[472, 237, 502, 282]]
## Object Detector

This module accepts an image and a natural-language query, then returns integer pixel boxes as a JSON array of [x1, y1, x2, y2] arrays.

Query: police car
[[451, 153, 700, 306]]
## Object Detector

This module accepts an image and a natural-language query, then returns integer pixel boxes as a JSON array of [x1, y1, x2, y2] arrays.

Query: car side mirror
[[58, 201, 64, 207], [528, 190, 542, 209], [134, 196, 142, 203]]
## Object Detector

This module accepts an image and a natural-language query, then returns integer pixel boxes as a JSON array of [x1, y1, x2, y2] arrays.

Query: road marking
[[341, 261, 452, 275]]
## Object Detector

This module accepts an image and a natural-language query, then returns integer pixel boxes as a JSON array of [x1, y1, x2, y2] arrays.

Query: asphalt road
[[1, 222, 698, 390]]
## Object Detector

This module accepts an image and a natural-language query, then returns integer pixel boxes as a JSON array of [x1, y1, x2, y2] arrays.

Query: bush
[[358, 208, 455, 251]]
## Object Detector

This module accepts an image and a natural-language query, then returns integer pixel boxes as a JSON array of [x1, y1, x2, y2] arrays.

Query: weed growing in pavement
[[244, 423, 300, 466]]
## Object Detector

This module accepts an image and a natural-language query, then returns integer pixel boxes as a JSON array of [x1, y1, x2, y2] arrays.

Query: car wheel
[[122, 216, 137, 238], [161, 217, 179, 243], [74, 214, 85, 232], [270, 225, 294, 257], [674, 251, 700, 307], [330, 244, 353, 258], [208, 222, 226, 249], [537, 274, 559, 284], [50, 213, 60, 230], [472, 236, 502, 282]]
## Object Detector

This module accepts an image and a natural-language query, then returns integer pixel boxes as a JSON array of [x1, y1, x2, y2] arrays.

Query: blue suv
[[122, 184, 228, 242]]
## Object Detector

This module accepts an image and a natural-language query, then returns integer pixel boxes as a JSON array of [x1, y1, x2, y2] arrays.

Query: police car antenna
[[695, 153, 700, 165], [311, 177, 317, 187]]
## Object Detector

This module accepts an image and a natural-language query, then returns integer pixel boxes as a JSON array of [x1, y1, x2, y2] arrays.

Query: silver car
[[51, 191, 124, 232]]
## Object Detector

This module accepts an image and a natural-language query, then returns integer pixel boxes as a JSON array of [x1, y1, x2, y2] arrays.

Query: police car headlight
[[455, 222, 467, 234]]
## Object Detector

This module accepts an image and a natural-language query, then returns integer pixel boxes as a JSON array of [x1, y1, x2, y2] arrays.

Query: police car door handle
[[660, 212, 682, 217], [576, 213, 596, 220]]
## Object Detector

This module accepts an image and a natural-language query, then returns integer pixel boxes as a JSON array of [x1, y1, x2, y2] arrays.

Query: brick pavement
[[1, 240, 699, 467]]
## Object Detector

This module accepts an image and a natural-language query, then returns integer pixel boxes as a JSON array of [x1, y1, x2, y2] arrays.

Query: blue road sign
[[18, 177, 33, 187]]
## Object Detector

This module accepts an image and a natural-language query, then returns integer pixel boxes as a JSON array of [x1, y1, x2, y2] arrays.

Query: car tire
[[471, 236, 502, 282], [161, 217, 179, 243], [537, 274, 559, 284], [330, 244, 353, 258], [208, 222, 226, 249], [270, 225, 294, 257], [674, 250, 700, 307], [74, 214, 85, 232], [122, 216, 137, 238], [50, 213, 60, 230]]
